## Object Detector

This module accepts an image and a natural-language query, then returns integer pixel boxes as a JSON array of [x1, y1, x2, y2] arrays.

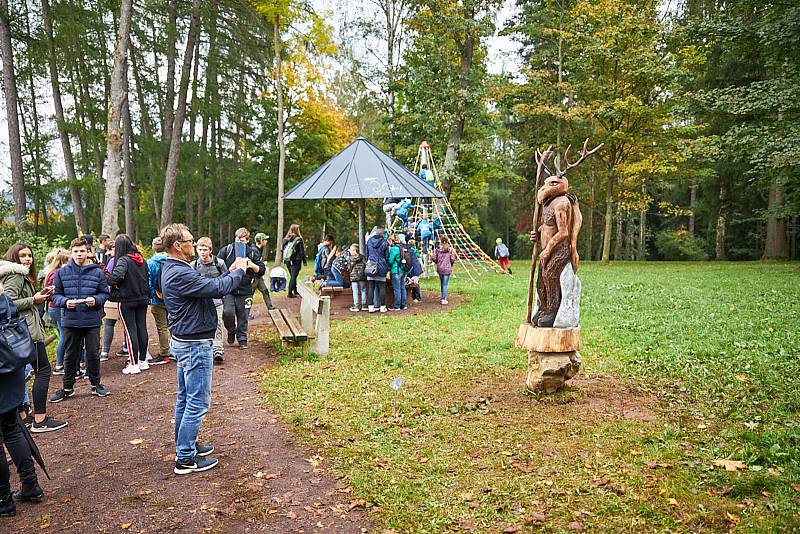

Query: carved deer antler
[[557, 138, 603, 177], [535, 145, 554, 184]]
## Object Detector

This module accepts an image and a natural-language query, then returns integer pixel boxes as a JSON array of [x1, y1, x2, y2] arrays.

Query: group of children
[[311, 227, 457, 312]]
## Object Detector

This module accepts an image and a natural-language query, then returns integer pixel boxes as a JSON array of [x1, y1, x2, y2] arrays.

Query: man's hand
[[85, 297, 96, 308], [230, 257, 249, 272], [66, 299, 78, 309], [530, 230, 538, 243]]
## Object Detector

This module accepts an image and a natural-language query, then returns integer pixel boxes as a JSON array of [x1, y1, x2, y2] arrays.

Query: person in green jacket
[[0, 243, 67, 434], [387, 234, 408, 310]]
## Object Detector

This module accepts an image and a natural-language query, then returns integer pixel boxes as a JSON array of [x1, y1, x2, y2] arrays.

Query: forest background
[[0, 0, 797, 263]]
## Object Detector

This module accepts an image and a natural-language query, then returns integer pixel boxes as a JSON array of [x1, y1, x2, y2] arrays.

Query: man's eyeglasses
[[179, 239, 196, 245]]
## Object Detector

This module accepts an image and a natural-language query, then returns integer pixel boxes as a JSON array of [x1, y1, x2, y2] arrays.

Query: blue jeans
[[421, 235, 431, 254], [172, 339, 213, 462], [323, 265, 347, 288], [48, 307, 65, 367], [351, 281, 367, 307], [391, 273, 407, 309], [440, 274, 450, 300]]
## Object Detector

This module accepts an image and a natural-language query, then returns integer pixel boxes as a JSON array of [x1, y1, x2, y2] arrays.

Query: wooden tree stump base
[[526, 350, 582, 394], [515, 323, 580, 352]]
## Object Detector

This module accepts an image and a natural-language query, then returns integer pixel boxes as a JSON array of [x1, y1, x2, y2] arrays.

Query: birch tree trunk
[[441, 24, 475, 196], [613, 200, 623, 260], [715, 178, 729, 260], [638, 184, 646, 260], [601, 167, 615, 263], [162, 0, 177, 144], [160, 0, 203, 227], [688, 183, 697, 236], [273, 14, 286, 266], [101, 0, 133, 236], [122, 99, 134, 235], [0, 0, 27, 231], [42, 0, 87, 234]]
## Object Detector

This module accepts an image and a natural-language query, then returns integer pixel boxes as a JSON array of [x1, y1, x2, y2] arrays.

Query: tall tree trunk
[[42, 0, 87, 234], [688, 183, 697, 236], [162, 0, 177, 144], [613, 200, 623, 260], [601, 168, 615, 263], [273, 14, 286, 266], [441, 23, 475, 196], [715, 178, 729, 260], [21, 1, 41, 234], [130, 41, 161, 230], [585, 180, 594, 261], [638, 183, 646, 260], [161, 0, 203, 227], [0, 0, 27, 231], [101, 0, 133, 236], [122, 99, 134, 235], [764, 177, 787, 259]]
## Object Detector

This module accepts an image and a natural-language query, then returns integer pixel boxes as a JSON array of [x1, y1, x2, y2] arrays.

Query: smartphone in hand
[[235, 242, 246, 259]]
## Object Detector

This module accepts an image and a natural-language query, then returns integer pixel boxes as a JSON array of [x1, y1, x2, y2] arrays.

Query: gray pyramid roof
[[284, 137, 444, 200]]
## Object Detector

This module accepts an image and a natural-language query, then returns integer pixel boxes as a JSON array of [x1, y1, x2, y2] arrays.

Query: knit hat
[[496, 238, 503, 244], [255, 232, 268, 242]]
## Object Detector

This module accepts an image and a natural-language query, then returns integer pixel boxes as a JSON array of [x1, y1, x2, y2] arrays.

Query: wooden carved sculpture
[[516, 139, 602, 393]]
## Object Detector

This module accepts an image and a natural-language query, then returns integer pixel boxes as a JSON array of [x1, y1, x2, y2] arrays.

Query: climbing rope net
[[390, 141, 506, 283]]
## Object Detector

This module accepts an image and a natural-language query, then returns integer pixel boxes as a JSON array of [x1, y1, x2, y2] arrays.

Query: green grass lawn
[[255, 261, 800, 533]]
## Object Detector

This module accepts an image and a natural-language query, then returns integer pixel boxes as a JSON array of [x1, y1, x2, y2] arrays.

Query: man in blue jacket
[[159, 223, 251, 475], [49, 237, 110, 402]]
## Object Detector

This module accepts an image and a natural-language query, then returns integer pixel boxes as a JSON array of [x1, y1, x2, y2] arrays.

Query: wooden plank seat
[[268, 308, 308, 347], [319, 286, 345, 296]]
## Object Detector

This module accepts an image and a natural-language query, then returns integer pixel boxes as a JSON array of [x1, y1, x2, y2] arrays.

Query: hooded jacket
[[52, 259, 109, 328], [147, 252, 168, 305], [109, 253, 150, 305], [431, 246, 457, 276], [0, 260, 45, 342], [347, 251, 366, 282], [161, 257, 245, 341], [366, 234, 390, 280]]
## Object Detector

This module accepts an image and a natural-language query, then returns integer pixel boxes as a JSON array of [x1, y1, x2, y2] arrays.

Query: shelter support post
[[358, 198, 366, 254]]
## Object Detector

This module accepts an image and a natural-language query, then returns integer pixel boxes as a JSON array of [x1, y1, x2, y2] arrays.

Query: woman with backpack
[[108, 235, 150, 375], [282, 224, 307, 298], [366, 227, 390, 313], [430, 236, 457, 305], [0, 244, 66, 433], [347, 243, 367, 312], [0, 295, 44, 515]]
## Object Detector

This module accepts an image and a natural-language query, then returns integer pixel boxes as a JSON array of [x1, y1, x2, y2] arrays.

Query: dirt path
[[7, 306, 372, 533]]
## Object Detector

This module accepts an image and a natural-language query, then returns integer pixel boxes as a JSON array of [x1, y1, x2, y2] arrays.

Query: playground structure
[[391, 141, 505, 282]]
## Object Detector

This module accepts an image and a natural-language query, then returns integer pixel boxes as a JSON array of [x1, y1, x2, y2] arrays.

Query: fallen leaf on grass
[[707, 486, 732, 497], [591, 478, 610, 487], [512, 462, 531, 474], [459, 492, 475, 502], [792, 484, 800, 492], [129, 439, 143, 445], [713, 459, 747, 472], [645, 461, 672, 469], [502, 526, 519, 533], [305, 455, 322, 467], [767, 468, 781, 477], [348, 499, 367, 510], [668, 498, 679, 507], [121, 523, 131, 530], [736, 374, 749, 382], [285, 511, 297, 520], [459, 519, 476, 532], [569, 521, 584, 531], [525, 512, 546, 524], [725, 511, 740, 525]]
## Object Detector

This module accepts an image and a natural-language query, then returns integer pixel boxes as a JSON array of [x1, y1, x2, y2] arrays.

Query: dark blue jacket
[[0, 295, 24, 413], [161, 257, 244, 341], [409, 247, 424, 277], [216, 243, 266, 297], [52, 260, 109, 328], [366, 235, 390, 278]]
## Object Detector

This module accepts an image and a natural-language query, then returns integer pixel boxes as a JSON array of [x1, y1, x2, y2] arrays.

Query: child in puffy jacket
[[430, 236, 457, 305], [346, 244, 366, 311]]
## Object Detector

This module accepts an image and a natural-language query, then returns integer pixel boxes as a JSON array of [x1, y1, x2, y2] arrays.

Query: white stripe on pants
[[213, 301, 224, 354]]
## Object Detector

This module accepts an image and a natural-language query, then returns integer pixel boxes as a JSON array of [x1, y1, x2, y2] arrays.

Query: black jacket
[[217, 243, 266, 297], [108, 254, 150, 306], [281, 237, 307, 268]]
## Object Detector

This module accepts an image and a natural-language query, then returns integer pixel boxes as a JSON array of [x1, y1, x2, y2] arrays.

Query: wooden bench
[[296, 282, 332, 356], [268, 308, 308, 349], [320, 286, 345, 298]]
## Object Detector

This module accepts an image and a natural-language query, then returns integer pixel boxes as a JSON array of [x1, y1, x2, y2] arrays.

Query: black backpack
[[400, 245, 414, 273], [0, 294, 36, 374]]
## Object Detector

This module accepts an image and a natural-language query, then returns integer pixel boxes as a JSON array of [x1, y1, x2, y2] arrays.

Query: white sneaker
[[349, 306, 360, 312], [99, 352, 109, 362], [138, 360, 150, 371], [441, 299, 449, 305], [380, 306, 387, 313], [145, 352, 153, 362], [368, 305, 375, 313], [122, 363, 140, 375]]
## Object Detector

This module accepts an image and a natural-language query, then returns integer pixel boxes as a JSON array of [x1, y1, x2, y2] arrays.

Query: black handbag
[[0, 294, 36, 374]]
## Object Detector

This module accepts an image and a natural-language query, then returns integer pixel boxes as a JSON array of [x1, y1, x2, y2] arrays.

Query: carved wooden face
[[537, 175, 569, 204]]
